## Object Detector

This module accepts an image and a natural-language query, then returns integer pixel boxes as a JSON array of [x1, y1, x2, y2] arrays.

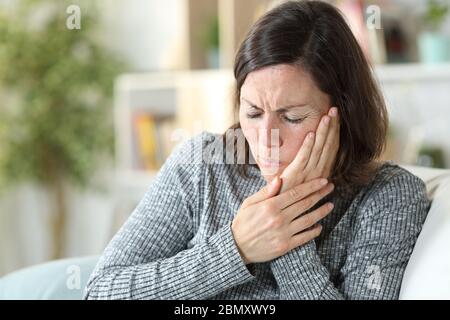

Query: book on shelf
[[132, 112, 176, 172]]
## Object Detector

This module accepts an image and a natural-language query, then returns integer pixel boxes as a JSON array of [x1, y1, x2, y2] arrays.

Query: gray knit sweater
[[84, 131, 430, 300]]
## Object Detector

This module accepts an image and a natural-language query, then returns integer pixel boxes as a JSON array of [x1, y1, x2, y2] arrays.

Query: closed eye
[[245, 113, 306, 124], [283, 116, 305, 124]]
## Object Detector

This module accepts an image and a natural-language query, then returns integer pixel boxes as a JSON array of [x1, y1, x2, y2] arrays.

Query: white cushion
[[399, 165, 450, 299]]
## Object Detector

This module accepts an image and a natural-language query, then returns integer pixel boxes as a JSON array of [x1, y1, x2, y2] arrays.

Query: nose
[[259, 127, 281, 148], [259, 115, 282, 145], [258, 118, 282, 158]]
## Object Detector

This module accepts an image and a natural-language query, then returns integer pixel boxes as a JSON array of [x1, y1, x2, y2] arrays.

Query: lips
[[258, 156, 282, 167]]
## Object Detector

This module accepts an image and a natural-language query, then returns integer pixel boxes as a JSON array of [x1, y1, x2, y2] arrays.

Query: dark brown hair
[[224, 0, 388, 190]]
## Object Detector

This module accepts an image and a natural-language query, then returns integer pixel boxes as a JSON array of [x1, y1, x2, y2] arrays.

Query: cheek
[[282, 119, 321, 163], [239, 113, 323, 163], [283, 128, 307, 162]]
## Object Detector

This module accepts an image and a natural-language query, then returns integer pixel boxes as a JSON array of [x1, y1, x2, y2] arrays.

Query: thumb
[[245, 176, 281, 206]]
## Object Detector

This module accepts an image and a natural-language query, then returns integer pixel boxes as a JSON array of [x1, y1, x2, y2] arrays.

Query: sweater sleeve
[[83, 132, 255, 300], [270, 168, 430, 300]]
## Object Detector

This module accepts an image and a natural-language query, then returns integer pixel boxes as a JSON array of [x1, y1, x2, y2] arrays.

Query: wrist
[[231, 223, 251, 265], [275, 240, 315, 263]]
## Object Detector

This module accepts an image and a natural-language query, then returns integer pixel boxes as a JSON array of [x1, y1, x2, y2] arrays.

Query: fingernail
[[308, 132, 314, 139], [330, 107, 337, 117], [320, 178, 328, 186], [324, 116, 330, 124], [328, 202, 334, 209]]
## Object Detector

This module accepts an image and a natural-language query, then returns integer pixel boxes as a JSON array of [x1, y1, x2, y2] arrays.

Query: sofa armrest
[[0, 256, 98, 300]]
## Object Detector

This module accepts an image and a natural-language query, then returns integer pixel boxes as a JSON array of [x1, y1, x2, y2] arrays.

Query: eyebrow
[[240, 97, 310, 112]]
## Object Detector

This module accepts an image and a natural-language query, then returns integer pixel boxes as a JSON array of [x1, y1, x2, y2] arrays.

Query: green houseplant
[[200, 15, 220, 69], [418, 0, 450, 63], [0, 0, 124, 258]]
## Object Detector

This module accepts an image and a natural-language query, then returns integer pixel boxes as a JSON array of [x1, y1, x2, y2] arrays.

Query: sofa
[[1, 164, 449, 300]]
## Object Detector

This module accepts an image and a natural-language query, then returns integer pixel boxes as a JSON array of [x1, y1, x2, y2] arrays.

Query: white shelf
[[113, 69, 235, 195], [374, 63, 450, 82]]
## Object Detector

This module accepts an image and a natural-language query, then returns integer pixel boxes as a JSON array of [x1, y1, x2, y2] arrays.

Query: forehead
[[242, 64, 315, 95], [240, 64, 329, 108]]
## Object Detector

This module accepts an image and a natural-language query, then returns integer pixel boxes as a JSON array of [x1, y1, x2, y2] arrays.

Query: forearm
[[270, 242, 344, 300], [84, 222, 255, 300]]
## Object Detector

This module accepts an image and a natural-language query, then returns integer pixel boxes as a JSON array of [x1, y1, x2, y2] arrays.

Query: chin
[[258, 164, 284, 179]]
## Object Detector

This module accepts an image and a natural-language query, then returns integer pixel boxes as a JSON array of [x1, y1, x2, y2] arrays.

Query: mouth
[[258, 156, 282, 168]]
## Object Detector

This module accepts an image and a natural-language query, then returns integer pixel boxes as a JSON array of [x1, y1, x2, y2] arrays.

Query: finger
[[272, 177, 328, 210], [306, 114, 331, 171], [287, 224, 322, 251], [283, 182, 335, 222], [317, 107, 340, 173], [279, 132, 315, 194], [243, 176, 282, 207], [288, 201, 334, 236], [283, 131, 315, 178]]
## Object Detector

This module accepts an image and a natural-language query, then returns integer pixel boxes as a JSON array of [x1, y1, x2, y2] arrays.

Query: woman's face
[[239, 64, 331, 179]]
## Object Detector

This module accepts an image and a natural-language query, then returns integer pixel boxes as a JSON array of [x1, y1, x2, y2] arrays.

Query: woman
[[84, 1, 430, 300]]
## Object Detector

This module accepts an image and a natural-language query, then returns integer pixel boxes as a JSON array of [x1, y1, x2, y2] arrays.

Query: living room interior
[[0, 0, 449, 300]]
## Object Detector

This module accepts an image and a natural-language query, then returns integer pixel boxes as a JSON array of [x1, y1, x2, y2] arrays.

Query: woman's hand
[[231, 176, 335, 264], [279, 107, 340, 193]]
